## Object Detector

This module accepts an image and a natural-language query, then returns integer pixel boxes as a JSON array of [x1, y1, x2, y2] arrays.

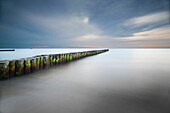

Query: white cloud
[[120, 25, 170, 40], [124, 11, 169, 27], [73, 34, 113, 42], [82, 17, 89, 24], [28, 15, 101, 38]]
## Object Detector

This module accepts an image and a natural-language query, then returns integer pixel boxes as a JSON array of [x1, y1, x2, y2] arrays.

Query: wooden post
[[31, 57, 37, 72], [66, 53, 70, 62], [0, 61, 9, 79], [24, 58, 31, 74], [9, 60, 15, 77], [51, 54, 56, 65], [15, 59, 24, 76], [55, 54, 60, 64], [35, 57, 40, 70], [43, 55, 50, 69]]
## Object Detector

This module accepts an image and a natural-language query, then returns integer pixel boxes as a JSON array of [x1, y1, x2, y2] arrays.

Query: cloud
[[124, 11, 169, 27], [28, 15, 101, 38], [82, 17, 89, 24], [119, 25, 170, 40], [71, 25, 170, 48], [73, 34, 111, 41]]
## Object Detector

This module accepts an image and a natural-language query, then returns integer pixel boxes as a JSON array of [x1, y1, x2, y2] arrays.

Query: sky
[[0, 0, 169, 48]]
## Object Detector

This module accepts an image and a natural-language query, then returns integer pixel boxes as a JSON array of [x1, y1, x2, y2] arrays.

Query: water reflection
[[0, 49, 170, 113]]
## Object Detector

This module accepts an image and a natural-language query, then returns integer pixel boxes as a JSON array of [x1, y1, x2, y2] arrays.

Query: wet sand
[[0, 49, 170, 113]]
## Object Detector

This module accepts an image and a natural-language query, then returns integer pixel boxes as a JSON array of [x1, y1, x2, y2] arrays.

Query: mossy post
[[80, 52, 83, 58], [72, 53, 75, 60], [63, 54, 67, 63], [49, 55, 53, 66], [35, 57, 40, 70], [58, 54, 62, 64], [31, 57, 37, 72], [24, 58, 31, 74], [51, 54, 56, 65], [62, 54, 65, 63], [55, 54, 60, 64], [39, 56, 44, 69], [69, 53, 72, 61], [15, 59, 24, 76], [78, 52, 81, 59], [76, 52, 79, 59], [43, 55, 50, 69], [61, 54, 65, 64], [66, 53, 70, 62], [81, 52, 84, 58], [0, 61, 9, 80], [9, 60, 15, 77]]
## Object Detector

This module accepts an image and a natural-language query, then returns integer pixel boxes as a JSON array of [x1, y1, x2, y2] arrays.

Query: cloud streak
[[124, 11, 169, 27], [120, 25, 170, 40], [28, 14, 102, 38], [73, 34, 111, 41]]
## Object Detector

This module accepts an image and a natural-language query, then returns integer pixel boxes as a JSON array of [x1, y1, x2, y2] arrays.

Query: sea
[[0, 48, 170, 113]]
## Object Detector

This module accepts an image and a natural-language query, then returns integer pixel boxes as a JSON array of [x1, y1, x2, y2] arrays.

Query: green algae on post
[[0, 61, 9, 79], [66, 54, 70, 62], [35, 57, 40, 70], [43, 55, 50, 69], [24, 58, 31, 74], [15, 59, 24, 76], [31, 57, 37, 72], [69, 54, 72, 61], [56, 55, 60, 64], [9, 60, 15, 77], [51, 55, 56, 65], [39, 56, 44, 69]]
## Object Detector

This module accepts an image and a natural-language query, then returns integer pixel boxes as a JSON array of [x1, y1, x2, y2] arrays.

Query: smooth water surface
[[0, 49, 170, 113]]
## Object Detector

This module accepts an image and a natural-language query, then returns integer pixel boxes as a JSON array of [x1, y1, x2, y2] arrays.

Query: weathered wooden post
[[43, 55, 50, 69], [84, 52, 87, 57], [66, 53, 70, 62], [51, 54, 56, 66], [72, 53, 76, 60], [82, 52, 85, 58], [35, 56, 40, 70], [55, 54, 60, 64], [62, 54, 66, 63], [24, 58, 31, 74], [73, 53, 77, 60], [69, 53, 72, 61], [9, 60, 15, 77], [49, 55, 53, 66], [15, 59, 24, 76], [31, 57, 37, 72], [64, 54, 67, 63], [76, 52, 79, 59], [0, 61, 9, 79], [58, 54, 62, 64], [39, 56, 43, 69]]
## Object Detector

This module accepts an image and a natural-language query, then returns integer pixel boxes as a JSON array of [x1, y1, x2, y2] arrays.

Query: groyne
[[0, 49, 109, 80]]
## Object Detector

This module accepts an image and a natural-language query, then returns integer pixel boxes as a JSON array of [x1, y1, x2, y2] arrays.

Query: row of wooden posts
[[0, 49, 109, 80]]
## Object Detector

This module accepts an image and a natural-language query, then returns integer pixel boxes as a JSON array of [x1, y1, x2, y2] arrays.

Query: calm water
[[0, 49, 170, 113]]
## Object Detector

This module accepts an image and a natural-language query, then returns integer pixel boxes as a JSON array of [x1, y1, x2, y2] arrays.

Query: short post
[[15, 59, 24, 76], [31, 57, 37, 72], [0, 61, 9, 79], [24, 58, 31, 74], [9, 60, 15, 77]]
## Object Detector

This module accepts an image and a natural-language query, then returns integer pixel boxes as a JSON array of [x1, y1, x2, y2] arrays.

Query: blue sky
[[0, 0, 169, 48]]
